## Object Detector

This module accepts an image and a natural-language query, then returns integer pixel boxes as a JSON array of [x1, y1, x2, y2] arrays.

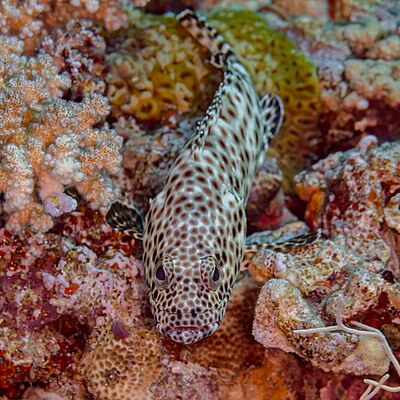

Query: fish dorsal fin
[[241, 229, 323, 271], [186, 83, 223, 154], [105, 201, 144, 241], [259, 93, 284, 146], [178, 9, 234, 69]]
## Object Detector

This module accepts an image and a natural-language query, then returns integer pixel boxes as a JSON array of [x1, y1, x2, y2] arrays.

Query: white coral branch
[[293, 294, 400, 400]]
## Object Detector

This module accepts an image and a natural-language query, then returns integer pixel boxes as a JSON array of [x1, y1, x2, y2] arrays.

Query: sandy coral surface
[[1, 0, 400, 399]]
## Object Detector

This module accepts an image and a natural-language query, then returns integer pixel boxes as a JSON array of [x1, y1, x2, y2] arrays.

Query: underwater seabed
[[0, 0, 399, 399]]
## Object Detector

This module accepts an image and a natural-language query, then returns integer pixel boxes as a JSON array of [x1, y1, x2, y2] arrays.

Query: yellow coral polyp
[[206, 9, 321, 190], [105, 10, 218, 123]]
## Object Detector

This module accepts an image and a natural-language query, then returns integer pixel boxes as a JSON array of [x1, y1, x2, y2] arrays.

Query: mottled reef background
[[0, 0, 399, 399]]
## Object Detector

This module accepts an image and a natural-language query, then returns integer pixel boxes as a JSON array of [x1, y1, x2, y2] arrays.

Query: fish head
[[147, 252, 234, 344]]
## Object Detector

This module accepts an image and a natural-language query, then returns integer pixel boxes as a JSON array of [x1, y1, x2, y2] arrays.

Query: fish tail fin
[[178, 9, 234, 69]]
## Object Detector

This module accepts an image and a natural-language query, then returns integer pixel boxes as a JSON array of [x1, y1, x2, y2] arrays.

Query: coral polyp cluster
[[105, 10, 218, 122], [0, 36, 122, 232]]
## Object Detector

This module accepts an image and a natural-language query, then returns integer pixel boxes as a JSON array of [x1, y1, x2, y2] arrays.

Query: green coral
[[207, 9, 321, 190], [105, 10, 219, 122]]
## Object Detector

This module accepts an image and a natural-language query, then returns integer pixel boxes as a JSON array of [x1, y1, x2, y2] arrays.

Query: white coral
[[0, 35, 123, 232]]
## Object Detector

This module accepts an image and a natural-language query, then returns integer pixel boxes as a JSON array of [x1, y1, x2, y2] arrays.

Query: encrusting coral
[[295, 136, 400, 274], [0, 35, 122, 232], [250, 137, 400, 386], [81, 325, 163, 400]]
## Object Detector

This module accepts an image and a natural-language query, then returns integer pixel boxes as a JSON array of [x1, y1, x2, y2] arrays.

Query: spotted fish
[[106, 10, 284, 344]]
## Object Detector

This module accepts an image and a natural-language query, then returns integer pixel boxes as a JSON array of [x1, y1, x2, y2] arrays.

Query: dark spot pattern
[[140, 10, 283, 345]]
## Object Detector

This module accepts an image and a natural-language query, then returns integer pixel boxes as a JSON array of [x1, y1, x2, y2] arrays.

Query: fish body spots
[[141, 11, 283, 344]]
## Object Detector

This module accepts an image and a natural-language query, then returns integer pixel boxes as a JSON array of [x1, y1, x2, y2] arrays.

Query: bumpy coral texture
[[39, 20, 108, 100], [251, 234, 400, 376], [106, 10, 218, 122], [278, 11, 400, 149], [0, 205, 143, 396], [295, 137, 400, 274], [0, 36, 122, 232], [0, 0, 126, 53], [182, 276, 265, 378], [207, 9, 321, 190], [81, 326, 163, 400]]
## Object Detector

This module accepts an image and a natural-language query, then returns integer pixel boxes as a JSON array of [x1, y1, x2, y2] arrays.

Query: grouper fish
[[106, 10, 284, 344]]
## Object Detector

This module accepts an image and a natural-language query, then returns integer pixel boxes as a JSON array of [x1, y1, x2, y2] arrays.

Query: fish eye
[[154, 257, 172, 290], [212, 267, 220, 282], [156, 265, 166, 281], [200, 256, 222, 291]]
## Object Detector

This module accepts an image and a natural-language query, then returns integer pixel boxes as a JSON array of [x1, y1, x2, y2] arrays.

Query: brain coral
[[105, 10, 219, 122], [207, 9, 321, 189], [0, 35, 122, 233]]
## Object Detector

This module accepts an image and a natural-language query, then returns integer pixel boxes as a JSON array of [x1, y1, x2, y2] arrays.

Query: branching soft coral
[[0, 35, 123, 232]]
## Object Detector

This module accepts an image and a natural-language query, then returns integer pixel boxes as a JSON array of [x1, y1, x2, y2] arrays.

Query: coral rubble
[[250, 142, 400, 386], [296, 137, 400, 274]]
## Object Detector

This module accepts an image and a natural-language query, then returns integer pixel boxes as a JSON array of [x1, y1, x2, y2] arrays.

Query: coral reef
[[295, 136, 400, 274], [81, 325, 163, 400], [247, 136, 400, 384], [251, 233, 400, 376], [249, 138, 400, 381], [272, 6, 400, 151], [0, 205, 144, 397], [1, 1, 400, 399], [39, 20, 108, 100], [0, 35, 122, 232], [105, 10, 219, 123], [0, 0, 126, 53]]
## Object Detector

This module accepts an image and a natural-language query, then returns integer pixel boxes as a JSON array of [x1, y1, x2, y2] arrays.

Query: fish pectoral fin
[[222, 187, 243, 204], [270, 229, 323, 252], [246, 229, 323, 255], [241, 245, 258, 272], [259, 93, 284, 145], [105, 201, 144, 240], [242, 229, 323, 271]]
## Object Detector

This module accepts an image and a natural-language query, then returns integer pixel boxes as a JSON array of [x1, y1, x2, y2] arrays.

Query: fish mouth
[[172, 326, 203, 332], [157, 321, 220, 344]]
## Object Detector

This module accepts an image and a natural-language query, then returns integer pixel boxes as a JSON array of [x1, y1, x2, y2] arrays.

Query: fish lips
[[157, 321, 220, 344]]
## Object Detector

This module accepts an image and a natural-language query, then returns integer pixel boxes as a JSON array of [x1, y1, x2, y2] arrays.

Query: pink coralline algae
[[0, 35, 123, 233], [0, 206, 145, 397]]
